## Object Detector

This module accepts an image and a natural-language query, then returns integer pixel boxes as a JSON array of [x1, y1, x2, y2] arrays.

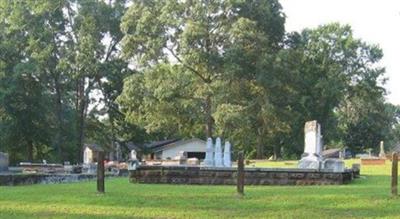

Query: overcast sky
[[280, 0, 400, 105]]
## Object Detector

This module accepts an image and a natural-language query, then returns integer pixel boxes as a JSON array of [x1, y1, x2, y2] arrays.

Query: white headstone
[[223, 141, 232, 167], [204, 138, 214, 166], [379, 141, 385, 158], [130, 149, 137, 160], [304, 120, 321, 156], [298, 120, 323, 169], [83, 147, 93, 164], [214, 137, 223, 167]]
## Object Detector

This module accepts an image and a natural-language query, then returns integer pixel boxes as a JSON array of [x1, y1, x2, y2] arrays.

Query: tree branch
[[167, 47, 211, 83]]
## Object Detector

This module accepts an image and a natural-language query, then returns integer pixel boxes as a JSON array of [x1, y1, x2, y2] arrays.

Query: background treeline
[[0, 0, 398, 164]]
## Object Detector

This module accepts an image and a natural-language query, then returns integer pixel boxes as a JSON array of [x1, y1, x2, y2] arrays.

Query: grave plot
[[129, 120, 358, 186]]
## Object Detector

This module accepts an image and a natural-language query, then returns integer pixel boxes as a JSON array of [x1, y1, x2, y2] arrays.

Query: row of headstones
[[203, 137, 232, 167]]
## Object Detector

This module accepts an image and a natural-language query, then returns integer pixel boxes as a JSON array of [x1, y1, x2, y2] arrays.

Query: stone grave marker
[[214, 137, 223, 167], [204, 138, 214, 166], [223, 141, 232, 167], [379, 141, 386, 158], [298, 120, 323, 169]]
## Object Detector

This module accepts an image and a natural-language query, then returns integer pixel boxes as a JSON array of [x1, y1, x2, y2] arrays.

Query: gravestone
[[204, 138, 214, 166], [0, 152, 9, 172], [174, 151, 187, 165], [130, 149, 137, 160], [223, 141, 232, 167], [379, 141, 386, 158], [128, 149, 139, 171], [83, 147, 93, 164], [298, 120, 323, 169], [214, 137, 223, 167], [187, 157, 200, 165]]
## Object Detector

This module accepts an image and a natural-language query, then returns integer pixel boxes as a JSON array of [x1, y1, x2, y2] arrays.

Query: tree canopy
[[0, 0, 397, 163]]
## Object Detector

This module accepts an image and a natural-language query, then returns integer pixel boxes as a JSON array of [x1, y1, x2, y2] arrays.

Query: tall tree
[[119, 0, 285, 140]]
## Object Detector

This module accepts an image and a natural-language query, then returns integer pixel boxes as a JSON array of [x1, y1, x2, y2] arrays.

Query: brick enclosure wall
[[0, 172, 129, 186], [361, 159, 386, 165], [129, 165, 354, 185]]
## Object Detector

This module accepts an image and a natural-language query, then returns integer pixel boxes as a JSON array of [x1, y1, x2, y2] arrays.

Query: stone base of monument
[[129, 165, 356, 185], [298, 156, 322, 170], [323, 159, 345, 172], [82, 163, 97, 174]]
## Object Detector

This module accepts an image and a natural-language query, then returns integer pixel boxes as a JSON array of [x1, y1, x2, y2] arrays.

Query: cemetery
[[0, 120, 397, 218], [0, 120, 363, 186], [0, 159, 396, 218], [0, 0, 400, 218], [129, 121, 357, 186]]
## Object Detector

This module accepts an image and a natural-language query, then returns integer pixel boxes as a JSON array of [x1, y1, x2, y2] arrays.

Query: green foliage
[[0, 0, 396, 162], [0, 0, 134, 163]]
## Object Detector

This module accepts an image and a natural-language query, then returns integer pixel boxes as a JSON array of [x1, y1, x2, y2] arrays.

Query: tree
[[272, 24, 388, 156], [0, 0, 133, 163], [119, 0, 285, 139]]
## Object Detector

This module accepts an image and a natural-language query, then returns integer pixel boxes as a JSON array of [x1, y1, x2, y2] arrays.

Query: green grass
[[0, 160, 399, 218]]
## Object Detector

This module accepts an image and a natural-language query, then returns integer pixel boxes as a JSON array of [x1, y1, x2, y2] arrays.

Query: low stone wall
[[129, 165, 354, 185], [0, 173, 99, 186], [0, 171, 129, 186], [361, 158, 386, 165]]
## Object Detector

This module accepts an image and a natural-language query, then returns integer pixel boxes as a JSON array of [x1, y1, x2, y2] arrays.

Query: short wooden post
[[97, 151, 105, 194], [392, 152, 398, 196], [237, 151, 245, 196]]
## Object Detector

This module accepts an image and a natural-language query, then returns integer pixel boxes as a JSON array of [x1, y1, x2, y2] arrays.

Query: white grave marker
[[214, 137, 223, 167]]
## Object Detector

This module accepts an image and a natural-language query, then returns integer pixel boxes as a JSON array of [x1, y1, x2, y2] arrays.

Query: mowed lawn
[[0, 160, 399, 219]]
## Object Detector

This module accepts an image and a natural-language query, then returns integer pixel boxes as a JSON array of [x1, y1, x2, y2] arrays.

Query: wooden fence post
[[392, 152, 398, 197], [237, 151, 244, 196], [97, 151, 105, 194]]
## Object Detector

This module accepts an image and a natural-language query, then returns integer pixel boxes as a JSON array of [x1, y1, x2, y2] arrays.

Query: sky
[[280, 0, 400, 105]]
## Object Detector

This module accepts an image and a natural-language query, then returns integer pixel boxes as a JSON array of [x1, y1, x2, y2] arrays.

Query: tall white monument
[[204, 138, 214, 166], [214, 137, 223, 167], [298, 120, 323, 169], [223, 141, 232, 167], [379, 141, 386, 158]]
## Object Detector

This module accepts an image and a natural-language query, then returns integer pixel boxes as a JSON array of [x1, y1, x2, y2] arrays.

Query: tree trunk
[[256, 139, 264, 159], [97, 151, 105, 193], [273, 145, 278, 160], [256, 128, 264, 159], [54, 77, 63, 161], [205, 95, 213, 138], [392, 152, 398, 196], [76, 78, 86, 163], [27, 139, 33, 162], [237, 151, 245, 196]]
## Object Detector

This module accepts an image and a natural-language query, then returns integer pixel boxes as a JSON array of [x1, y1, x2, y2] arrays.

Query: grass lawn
[[0, 159, 399, 218]]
